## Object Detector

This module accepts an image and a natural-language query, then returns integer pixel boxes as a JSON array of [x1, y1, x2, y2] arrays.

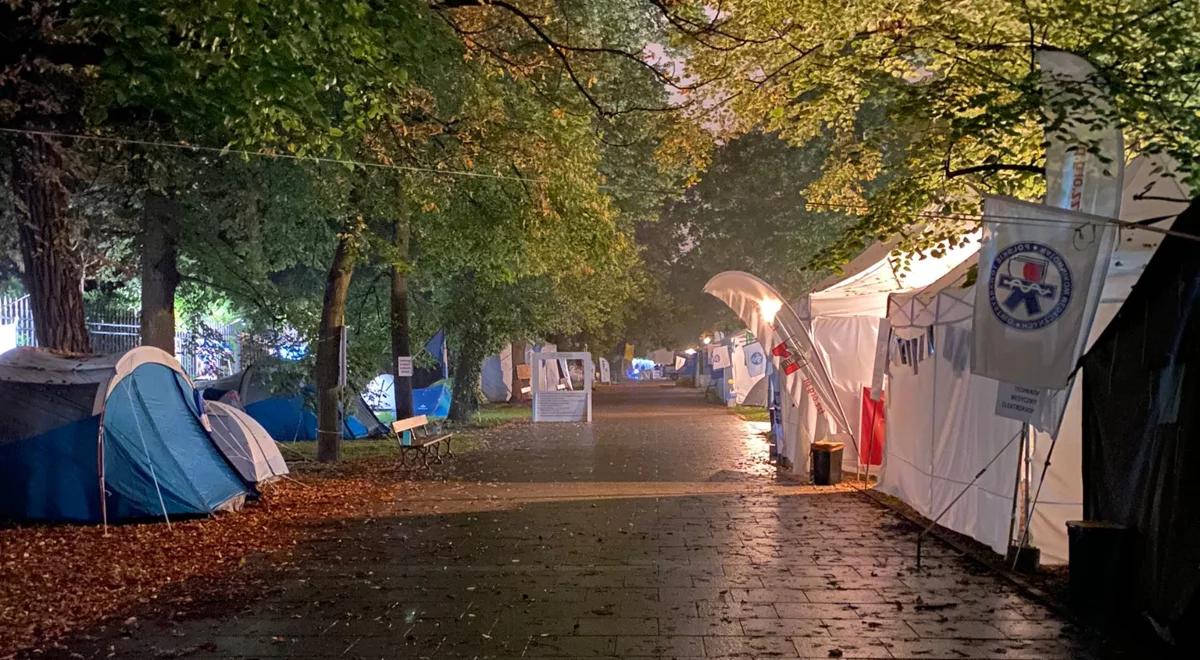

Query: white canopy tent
[[728, 335, 766, 406], [793, 234, 981, 474], [878, 155, 1190, 564]]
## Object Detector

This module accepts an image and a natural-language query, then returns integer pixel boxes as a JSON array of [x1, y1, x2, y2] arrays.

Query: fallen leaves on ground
[[0, 457, 414, 658]]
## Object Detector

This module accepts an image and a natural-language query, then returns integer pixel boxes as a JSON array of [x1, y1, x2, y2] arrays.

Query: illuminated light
[[702, 336, 712, 345], [684, 348, 697, 355], [759, 297, 783, 324]]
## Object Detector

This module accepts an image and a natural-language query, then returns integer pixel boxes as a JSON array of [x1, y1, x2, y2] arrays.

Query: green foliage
[[671, 0, 1200, 256]]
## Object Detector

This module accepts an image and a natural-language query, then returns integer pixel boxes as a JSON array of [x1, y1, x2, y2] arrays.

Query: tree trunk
[[449, 334, 487, 423], [509, 339, 526, 402], [11, 134, 91, 353], [390, 218, 414, 420], [315, 233, 357, 463], [140, 192, 181, 354]]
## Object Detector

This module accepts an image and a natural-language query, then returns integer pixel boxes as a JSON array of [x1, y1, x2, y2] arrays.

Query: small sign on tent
[[710, 345, 732, 370]]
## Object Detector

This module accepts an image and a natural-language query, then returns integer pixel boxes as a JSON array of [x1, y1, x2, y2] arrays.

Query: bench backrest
[[391, 415, 429, 434]]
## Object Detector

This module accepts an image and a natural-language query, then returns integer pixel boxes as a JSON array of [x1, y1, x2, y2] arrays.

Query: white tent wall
[[480, 344, 514, 403], [879, 295, 1024, 556], [810, 315, 884, 473], [728, 339, 766, 405]]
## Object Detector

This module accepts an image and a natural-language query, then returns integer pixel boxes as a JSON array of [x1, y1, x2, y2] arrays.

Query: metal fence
[[0, 294, 248, 380]]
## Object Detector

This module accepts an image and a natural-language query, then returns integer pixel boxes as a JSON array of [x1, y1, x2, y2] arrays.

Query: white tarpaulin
[[972, 196, 1115, 390]]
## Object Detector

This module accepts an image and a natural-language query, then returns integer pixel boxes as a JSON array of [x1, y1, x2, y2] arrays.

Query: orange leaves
[[0, 467, 411, 657]]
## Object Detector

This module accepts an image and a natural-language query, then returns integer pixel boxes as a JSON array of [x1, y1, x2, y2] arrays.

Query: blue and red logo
[[987, 242, 1073, 330]]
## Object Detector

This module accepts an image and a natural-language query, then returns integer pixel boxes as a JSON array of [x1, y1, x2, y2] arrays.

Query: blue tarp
[[413, 380, 452, 418], [0, 363, 248, 523]]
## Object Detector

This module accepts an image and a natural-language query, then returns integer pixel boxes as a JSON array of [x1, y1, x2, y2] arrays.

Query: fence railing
[[0, 294, 247, 380]]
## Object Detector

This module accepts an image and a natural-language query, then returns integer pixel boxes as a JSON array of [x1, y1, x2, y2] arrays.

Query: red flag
[[771, 342, 791, 358], [782, 356, 801, 375]]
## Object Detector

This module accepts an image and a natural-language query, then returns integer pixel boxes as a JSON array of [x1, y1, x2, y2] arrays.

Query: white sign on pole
[[396, 356, 414, 377], [994, 382, 1043, 424], [971, 195, 1115, 389], [598, 357, 611, 384]]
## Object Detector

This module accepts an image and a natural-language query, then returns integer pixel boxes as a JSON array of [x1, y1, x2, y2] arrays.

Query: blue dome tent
[[0, 347, 249, 523], [200, 362, 387, 441], [363, 374, 453, 420], [412, 379, 452, 418]]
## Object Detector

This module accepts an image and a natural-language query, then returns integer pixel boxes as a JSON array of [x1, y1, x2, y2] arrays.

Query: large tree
[[664, 0, 1200, 257]]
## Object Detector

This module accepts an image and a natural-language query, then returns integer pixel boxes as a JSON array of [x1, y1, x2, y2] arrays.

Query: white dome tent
[[204, 400, 289, 484]]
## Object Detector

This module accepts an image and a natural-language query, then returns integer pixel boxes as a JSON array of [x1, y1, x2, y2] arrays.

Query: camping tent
[[201, 363, 387, 441], [0, 347, 249, 522], [413, 379, 452, 418], [205, 401, 289, 484], [364, 374, 453, 419], [480, 344, 514, 403]]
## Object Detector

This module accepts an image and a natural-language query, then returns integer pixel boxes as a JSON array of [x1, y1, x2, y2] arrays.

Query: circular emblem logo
[[750, 352, 764, 366], [987, 242, 1073, 330]]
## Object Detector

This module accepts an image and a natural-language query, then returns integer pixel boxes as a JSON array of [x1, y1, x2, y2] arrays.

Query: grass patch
[[472, 403, 531, 427], [733, 405, 770, 422]]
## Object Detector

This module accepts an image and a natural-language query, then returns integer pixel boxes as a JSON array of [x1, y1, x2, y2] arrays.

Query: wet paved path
[[61, 383, 1098, 658]]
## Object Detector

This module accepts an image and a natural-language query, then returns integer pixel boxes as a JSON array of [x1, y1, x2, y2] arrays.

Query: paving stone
[[614, 634, 706, 657], [39, 384, 1105, 660]]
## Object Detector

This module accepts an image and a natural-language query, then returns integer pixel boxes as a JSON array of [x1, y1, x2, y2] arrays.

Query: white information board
[[598, 357, 611, 384], [396, 356, 414, 377], [532, 351, 593, 422]]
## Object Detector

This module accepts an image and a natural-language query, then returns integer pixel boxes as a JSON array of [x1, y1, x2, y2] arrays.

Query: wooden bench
[[391, 415, 454, 469]]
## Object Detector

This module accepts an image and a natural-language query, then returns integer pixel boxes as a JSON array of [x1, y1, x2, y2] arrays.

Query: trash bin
[[811, 441, 843, 485]]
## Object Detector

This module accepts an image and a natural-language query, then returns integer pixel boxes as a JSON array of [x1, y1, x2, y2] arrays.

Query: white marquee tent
[[878, 155, 1190, 564], [787, 233, 981, 474]]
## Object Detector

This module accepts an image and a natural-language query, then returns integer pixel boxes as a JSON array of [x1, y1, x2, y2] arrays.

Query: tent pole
[[1020, 422, 1032, 546], [97, 419, 108, 535], [1006, 426, 1022, 553]]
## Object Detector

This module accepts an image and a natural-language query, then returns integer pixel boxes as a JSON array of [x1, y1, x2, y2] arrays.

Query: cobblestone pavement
[[50, 383, 1106, 659]]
